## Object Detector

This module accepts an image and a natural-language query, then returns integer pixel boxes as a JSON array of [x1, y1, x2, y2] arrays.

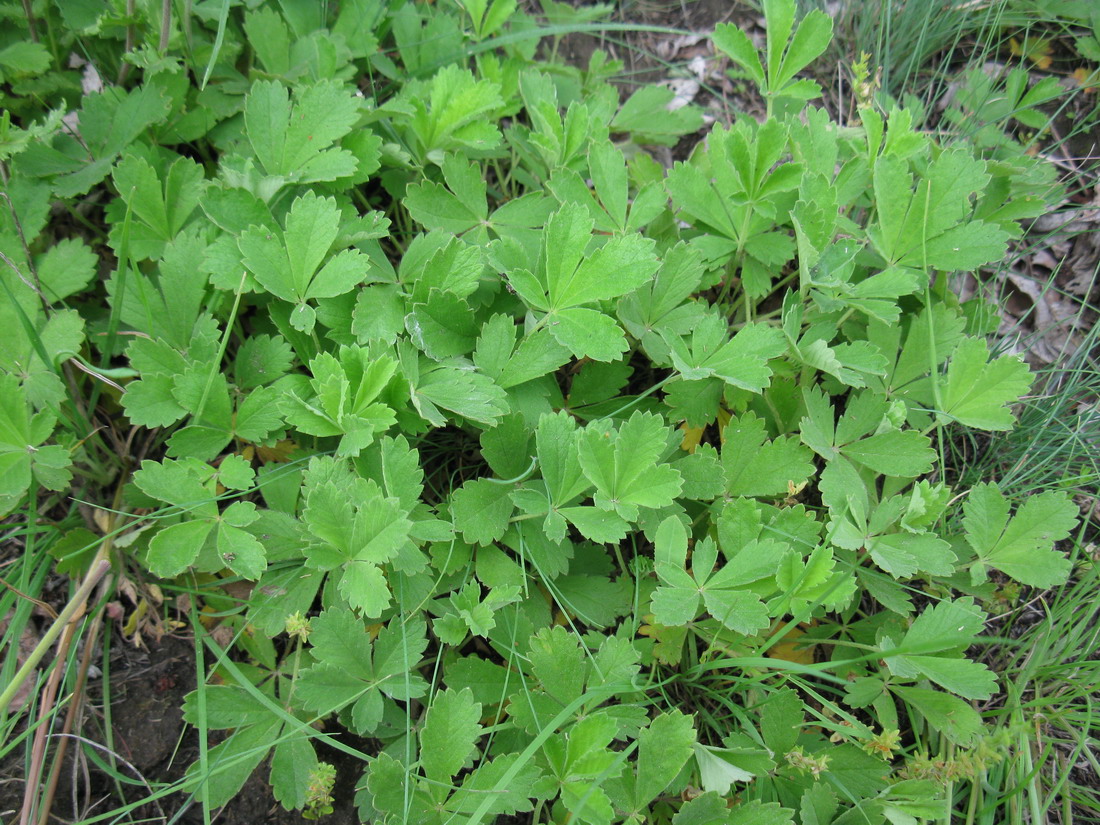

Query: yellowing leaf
[[1072, 67, 1098, 94], [1009, 36, 1052, 70], [680, 423, 705, 453], [767, 621, 816, 665]]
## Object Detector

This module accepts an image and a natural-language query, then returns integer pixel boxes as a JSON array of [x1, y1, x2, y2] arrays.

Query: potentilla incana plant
[[0, 0, 1080, 821]]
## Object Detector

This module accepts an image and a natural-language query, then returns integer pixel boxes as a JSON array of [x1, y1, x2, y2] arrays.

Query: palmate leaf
[[238, 191, 380, 332], [244, 79, 361, 182], [19, 84, 171, 197], [0, 374, 71, 504], [713, 0, 833, 103], [651, 517, 771, 635], [506, 203, 660, 362], [295, 611, 429, 734], [870, 151, 1011, 271], [300, 462, 412, 616], [665, 315, 786, 392], [963, 482, 1077, 588], [940, 337, 1032, 431], [800, 388, 935, 477], [108, 153, 205, 260], [404, 153, 488, 234], [577, 411, 683, 521], [406, 65, 504, 158], [411, 360, 510, 427], [279, 346, 397, 456], [881, 598, 997, 700]]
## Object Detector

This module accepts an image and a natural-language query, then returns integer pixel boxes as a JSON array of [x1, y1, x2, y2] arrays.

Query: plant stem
[[159, 0, 172, 53], [20, 0, 38, 42]]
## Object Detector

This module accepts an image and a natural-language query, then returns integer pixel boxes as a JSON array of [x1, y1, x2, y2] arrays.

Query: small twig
[[0, 249, 50, 315], [37, 591, 112, 825], [68, 359, 125, 393], [46, 734, 163, 818], [0, 192, 46, 311], [0, 577, 58, 619], [14, 480, 125, 825], [20, 620, 78, 825]]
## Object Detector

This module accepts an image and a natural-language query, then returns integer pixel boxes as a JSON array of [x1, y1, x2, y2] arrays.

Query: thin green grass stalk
[[988, 557, 1100, 821], [199, 0, 231, 89]]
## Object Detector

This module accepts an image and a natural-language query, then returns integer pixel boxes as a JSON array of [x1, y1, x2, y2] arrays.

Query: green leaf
[[722, 413, 815, 498], [841, 429, 935, 477], [297, 612, 428, 733], [941, 337, 1032, 431], [611, 85, 704, 146], [577, 412, 683, 520], [451, 478, 514, 546], [420, 687, 483, 783], [407, 65, 503, 157], [35, 237, 97, 302], [549, 306, 631, 363], [883, 598, 997, 700], [132, 458, 212, 508], [666, 316, 786, 391], [549, 229, 658, 310], [520, 623, 587, 709], [147, 519, 215, 578], [280, 347, 397, 455], [0, 375, 70, 500], [760, 688, 803, 756], [270, 733, 318, 811], [239, 190, 371, 322], [404, 153, 488, 234], [21, 85, 170, 197], [244, 79, 360, 182], [633, 710, 696, 809], [411, 361, 509, 426], [537, 410, 589, 508], [893, 686, 982, 746], [216, 519, 267, 580], [713, 25, 765, 89], [693, 743, 755, 796], [963, 483, 1077, 588], [110, 153, 204, 258], [446, 753, 541, 817], [652, 518, 771, 635]]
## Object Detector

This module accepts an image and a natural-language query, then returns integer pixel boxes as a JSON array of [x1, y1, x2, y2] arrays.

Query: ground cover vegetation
[[0, 0, 1097, 823]]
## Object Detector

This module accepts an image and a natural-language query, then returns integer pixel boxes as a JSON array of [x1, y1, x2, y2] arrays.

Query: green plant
[[0, 0, 1091, 822]]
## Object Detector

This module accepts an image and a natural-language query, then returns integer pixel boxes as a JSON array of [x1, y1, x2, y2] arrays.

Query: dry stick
[[35, 597, 110, 825], [8, 560, 110, 825], [33, 494, 125, 825], [34, 497, 123, 825], [20, 621, 78, 825]]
